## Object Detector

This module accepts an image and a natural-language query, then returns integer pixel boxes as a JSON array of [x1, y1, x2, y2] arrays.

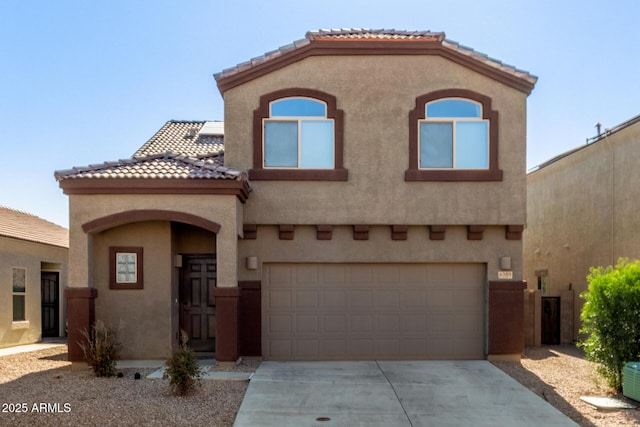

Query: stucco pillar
[[65, 287, 97, 362], [488, 281, 526, 360], [214, 287, 240, 361]]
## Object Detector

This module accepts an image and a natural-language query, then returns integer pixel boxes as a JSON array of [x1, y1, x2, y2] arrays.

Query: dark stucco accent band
[[83, 210, 221, 234], [467, 225, 485, 240], [316, 224, 333, 240], [242, 224, 257, 239], [353, 225, 370, 240], [506, 224, 524, 240], [250, 88, 348, 181], [279, 224, 295, 240], [391, 225, 408, 240], [405, 89, 503, 182], [65, 287, 98, 362], [429, 225, 447, 240]]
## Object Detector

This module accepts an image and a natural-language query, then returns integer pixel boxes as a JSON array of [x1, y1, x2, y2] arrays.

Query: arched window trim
[[251, 88, 347, 181], [405, 89, 503, 182]]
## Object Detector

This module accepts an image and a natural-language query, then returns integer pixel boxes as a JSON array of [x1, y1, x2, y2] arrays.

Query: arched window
[[405, 89, 502, 181], [265, 98, 333, 168], [251, 88, 347, 181], [420, 98, 488, 169]]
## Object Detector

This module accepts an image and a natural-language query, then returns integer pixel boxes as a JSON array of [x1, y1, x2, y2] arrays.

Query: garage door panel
[[263, 263, 485, 360]]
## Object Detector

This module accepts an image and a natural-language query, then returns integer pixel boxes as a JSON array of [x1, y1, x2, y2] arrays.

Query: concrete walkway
[[234, 360, 578, 427], [0, 341, 66, 357]]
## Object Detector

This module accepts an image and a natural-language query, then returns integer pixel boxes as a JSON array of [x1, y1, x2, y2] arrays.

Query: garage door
[[262, 263, 485, 360]]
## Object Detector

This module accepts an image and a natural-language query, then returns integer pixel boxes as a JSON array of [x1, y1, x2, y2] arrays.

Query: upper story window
[[406, 89, 503, 181], [420, 99, 488, 169], [265, 98, 334, 168], [251, 88, 347, 181]]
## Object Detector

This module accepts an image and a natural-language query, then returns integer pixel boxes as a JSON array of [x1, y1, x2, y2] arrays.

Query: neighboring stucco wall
[[224, 55, 528, 226], [524, 119, 640, 340], [0, 236, 68, 348]]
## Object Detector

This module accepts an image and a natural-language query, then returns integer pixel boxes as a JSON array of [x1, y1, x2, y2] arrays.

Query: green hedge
[[579, 258, 640, 391]]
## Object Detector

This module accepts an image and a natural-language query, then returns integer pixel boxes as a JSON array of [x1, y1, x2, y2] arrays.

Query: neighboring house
[[56, 29, 537, 363], [524, 114, 640, 343], [0, 206, 68, 348]]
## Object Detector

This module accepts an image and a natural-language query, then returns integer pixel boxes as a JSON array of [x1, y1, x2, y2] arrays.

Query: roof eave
[[58, 178, 251, 203], [215, 38, 536, 95]]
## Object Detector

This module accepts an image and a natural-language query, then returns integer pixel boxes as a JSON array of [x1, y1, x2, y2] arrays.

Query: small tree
[[164, 330, 202, 395], [579, 258, 640, 391], [79, 320, 122, 377]]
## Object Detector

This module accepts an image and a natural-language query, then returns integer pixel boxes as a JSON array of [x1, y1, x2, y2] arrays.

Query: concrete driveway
[[234, 360, 577, 427]]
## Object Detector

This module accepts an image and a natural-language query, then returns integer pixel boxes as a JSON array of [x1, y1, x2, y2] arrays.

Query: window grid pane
[[420, 122, 453, 168], [271, 98, 326, 117], [13, 295, 25, 321], [455, 121, 488, 168], [12, 268, 25, 293], [300, 120, 334, 168], [116, 253, 137, 283], [426, 99, 481, 118], [265, 121, 298, 167]]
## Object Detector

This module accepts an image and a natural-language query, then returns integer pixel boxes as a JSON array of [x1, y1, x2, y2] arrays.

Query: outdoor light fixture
[[246, 256, 257, 270]]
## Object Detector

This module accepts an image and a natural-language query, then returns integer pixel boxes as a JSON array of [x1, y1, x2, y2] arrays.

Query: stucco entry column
[[213, 199, 242, 362], [65, 230, 96, 363], [488, 281, 527, 360]]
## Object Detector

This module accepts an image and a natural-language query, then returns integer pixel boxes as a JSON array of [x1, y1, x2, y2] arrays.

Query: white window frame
[[418, 98, 490, 170], [263, 97, 335, 169]]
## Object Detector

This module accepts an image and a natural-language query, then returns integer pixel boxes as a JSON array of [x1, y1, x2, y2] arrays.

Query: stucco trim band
[[82, 210, 222, 234]]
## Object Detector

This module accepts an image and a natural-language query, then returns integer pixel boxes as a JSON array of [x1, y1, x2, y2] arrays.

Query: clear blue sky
[[1, 0, 638, 227]]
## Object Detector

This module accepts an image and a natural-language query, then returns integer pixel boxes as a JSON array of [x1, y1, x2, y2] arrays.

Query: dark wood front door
[[180, 255, 216, 352], [41, 272, 59, 338]]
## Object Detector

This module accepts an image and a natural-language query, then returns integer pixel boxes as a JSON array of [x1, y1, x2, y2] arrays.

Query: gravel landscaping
[[1, 343, 639, 426]]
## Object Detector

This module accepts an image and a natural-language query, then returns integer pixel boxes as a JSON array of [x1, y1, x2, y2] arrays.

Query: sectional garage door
[[262, 263, 485, 360]]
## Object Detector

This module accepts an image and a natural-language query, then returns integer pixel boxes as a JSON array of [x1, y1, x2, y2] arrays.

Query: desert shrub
[[164, 331, 202, 395], [79, 320, 122, 377], [579, 258, 640, 391]]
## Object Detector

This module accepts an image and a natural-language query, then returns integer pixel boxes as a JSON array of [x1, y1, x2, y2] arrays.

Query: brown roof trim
[[216, 39, 536, 95], [59, 178, 250, 202], [83, 210, 222, 234]]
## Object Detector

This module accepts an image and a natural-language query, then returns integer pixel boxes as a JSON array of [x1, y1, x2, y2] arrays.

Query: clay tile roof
[[308, 28, 445, 41], [54, 152, 244, 181], [55, 119, 246, 183], [215, 28, 537, 94], [134, 120, 224, 158], [0, 206, 68, 248]]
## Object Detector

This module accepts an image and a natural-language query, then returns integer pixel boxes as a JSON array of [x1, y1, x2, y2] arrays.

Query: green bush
[[164, 331, 202, 395], [79, 320, 122, 377], [579, 258, 640, 391]]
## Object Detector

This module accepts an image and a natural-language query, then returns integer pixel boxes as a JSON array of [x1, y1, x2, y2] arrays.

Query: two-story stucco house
[[56, 29, 536, 364]]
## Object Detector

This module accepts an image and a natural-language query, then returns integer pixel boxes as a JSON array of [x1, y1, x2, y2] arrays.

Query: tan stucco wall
[[67, 193, 235, 358], [524, 120, 640, 340], [0, 236, 68, 348], [238, 225, 523, 283], [224, 55, 528, 226]]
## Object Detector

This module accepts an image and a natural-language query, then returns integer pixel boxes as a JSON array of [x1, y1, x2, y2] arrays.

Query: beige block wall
[[524, 120, 640, 340], [0, 236, 68, 348], [224, 55, 528, 226]]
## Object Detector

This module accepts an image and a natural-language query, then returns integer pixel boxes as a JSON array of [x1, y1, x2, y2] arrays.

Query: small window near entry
[[109, 247, 143, 289], [12, 268, 26, 321]]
